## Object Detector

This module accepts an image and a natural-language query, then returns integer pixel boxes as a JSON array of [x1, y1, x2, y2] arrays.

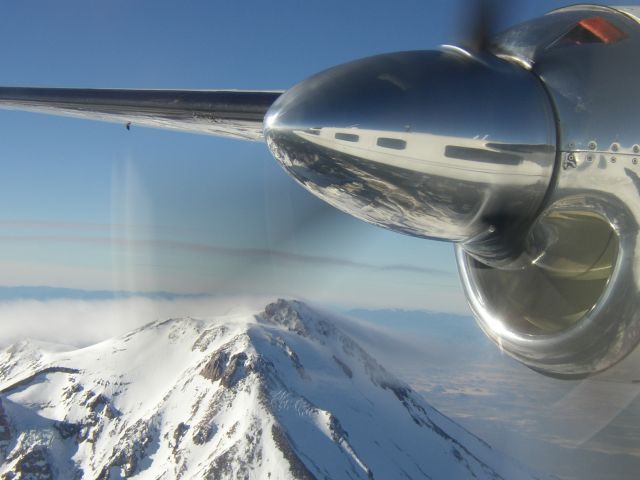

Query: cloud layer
[[0, 295, 276, 348], [0, 234, 448, 276]]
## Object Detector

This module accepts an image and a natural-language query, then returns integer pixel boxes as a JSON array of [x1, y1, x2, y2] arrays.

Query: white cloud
[[0, 295, 277, 348]]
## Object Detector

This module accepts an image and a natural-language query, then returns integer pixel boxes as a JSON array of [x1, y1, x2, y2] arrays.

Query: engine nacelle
[[265, 5, 640, 377]]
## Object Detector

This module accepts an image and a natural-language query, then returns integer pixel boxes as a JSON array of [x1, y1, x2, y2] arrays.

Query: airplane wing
[[0, 87, 282, 141]]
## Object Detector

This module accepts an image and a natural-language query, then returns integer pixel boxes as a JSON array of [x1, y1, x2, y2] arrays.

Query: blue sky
[[0, 0, 595, 310]]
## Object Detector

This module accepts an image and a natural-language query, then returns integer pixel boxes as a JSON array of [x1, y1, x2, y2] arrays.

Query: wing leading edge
[[0, 87, 282, 141]]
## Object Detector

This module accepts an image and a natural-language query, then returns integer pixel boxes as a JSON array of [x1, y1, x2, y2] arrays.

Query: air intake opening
[[466, 211, 619, 335]]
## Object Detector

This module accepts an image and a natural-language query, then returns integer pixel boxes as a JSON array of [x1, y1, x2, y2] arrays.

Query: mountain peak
[[0, 300, 543, 479], [261, 298, 320, 336]]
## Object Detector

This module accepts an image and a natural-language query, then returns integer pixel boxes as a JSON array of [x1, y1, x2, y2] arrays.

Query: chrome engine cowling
[[266, 5, 640, 378]]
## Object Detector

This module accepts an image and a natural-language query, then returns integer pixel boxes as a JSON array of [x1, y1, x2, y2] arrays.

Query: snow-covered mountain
[[0, 299, 544, 479]]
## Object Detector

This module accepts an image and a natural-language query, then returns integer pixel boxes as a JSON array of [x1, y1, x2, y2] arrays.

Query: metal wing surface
[[0, 87, 282, 141]]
